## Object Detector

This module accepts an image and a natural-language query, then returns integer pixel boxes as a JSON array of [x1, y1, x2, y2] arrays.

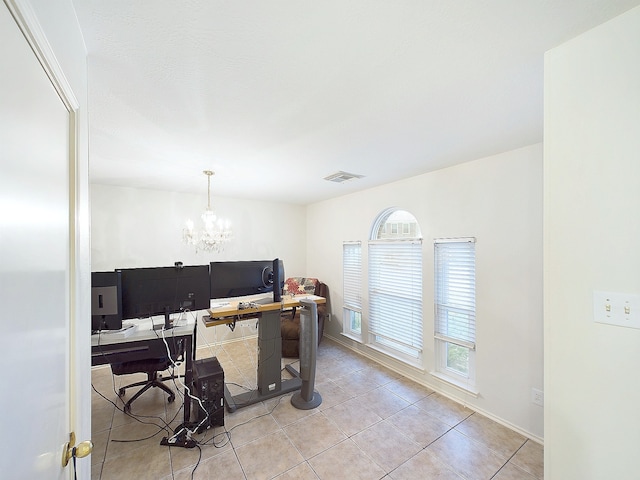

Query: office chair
[[111, 357, 176, 413]]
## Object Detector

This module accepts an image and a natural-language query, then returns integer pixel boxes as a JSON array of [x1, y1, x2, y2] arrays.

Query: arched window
[[368, 209, 423, 365]]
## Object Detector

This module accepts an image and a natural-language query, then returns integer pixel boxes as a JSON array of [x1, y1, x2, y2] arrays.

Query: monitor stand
[[164, 307, 173, 330]]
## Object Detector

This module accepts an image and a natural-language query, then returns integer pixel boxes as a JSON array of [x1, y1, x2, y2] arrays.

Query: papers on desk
[[297, 295, 324, 302], [210, 301, 230, 309], [95, 323, 137, 339]]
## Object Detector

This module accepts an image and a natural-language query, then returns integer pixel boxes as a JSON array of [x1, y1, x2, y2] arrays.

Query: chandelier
[[183, 170, 232, 253]]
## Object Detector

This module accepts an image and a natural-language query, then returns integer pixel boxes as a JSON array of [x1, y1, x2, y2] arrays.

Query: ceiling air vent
[[324, 171, 364, 183]]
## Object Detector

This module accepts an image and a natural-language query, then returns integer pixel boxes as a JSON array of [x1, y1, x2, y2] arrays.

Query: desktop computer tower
[[192, 357, 225, 431]]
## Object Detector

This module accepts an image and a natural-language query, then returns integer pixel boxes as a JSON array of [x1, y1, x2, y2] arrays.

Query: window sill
[[430, 371, 479, 397], [340, 332, 363, 344], [367, 343, 424, 372]]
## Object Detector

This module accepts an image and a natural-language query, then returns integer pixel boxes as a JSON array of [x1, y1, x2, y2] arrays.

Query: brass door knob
[[62, 432, 93, 467]]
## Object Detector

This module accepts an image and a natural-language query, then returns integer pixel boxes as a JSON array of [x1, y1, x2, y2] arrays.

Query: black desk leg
[[224, 310, 302, 412]]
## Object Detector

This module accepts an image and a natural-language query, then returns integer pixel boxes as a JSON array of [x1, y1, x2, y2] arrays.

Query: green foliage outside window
[[446, 343, 469, 376], [350, 311, 361, 334]]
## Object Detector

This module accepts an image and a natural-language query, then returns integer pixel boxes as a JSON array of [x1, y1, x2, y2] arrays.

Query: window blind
[[343, 242, 362, 311], [434, 238, 476, 348], [368, 239, 423, 356]]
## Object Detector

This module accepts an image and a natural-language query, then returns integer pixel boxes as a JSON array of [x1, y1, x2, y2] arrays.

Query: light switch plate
[[593, 291, 640, 329]]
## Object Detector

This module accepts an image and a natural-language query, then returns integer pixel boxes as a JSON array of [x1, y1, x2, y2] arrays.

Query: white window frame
[[434, 237, 477, 390], [342, 241, 362, 341], [367, 209, 423, 368]]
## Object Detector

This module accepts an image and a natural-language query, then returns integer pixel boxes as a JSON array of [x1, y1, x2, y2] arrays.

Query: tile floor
[[91, 336, 543, 480]]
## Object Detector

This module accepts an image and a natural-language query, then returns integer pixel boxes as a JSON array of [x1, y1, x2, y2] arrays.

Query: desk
[[91, 316, 196, 426], [205, 295, 325, 412]]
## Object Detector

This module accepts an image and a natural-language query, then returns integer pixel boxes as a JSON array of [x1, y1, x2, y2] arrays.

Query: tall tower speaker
[[192, 357, 225, 432], [291, 298, 322, 409]]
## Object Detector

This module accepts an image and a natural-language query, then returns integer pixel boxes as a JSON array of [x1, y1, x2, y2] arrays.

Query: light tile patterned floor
[[91, 336, 543, 479]]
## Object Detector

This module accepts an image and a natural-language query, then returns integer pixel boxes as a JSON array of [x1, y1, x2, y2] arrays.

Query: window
[[368, 209, 423, 366], [343, 242, 362, 338], [434, 238, 476, 386]]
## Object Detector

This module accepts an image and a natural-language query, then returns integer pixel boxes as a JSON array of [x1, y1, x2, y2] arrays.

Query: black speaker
[[272, 258, 283, 303], [192, 357, 225, 431]]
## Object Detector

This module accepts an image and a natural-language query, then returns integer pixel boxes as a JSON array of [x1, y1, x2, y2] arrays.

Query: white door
[[0, 3, 80, 479]]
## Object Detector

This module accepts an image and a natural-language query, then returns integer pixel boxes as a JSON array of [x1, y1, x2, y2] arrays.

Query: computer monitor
[[91, 270, 123, 332], [119, 264, 210, 320], [210, 259, 285, 302]]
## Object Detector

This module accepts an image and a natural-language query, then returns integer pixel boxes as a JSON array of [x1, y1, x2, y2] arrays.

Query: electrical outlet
[[532, 388, 544, 407]]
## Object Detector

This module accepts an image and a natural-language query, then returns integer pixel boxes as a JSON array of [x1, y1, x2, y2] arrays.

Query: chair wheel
[[124, 403, 131, 413], [118, 388, 125, 397], [168, 394, 175, 403]]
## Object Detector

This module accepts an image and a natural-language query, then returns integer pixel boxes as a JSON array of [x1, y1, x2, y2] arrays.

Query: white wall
[[91, 184, 307, 271], [91, 184, 307, 345], [306, 144, 544, 440], [544, 6, 640, 479]]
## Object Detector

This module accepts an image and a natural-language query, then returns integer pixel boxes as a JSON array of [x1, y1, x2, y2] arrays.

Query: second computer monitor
[[119, 264, 210, 320], [210, 259, 285, 302]]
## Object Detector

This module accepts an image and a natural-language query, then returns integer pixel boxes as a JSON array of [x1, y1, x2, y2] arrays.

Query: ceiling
[[72, 0, 639, 205]]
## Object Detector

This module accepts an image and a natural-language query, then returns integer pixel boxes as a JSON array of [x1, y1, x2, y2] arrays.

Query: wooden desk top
[[204, 294, 325, 327]]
